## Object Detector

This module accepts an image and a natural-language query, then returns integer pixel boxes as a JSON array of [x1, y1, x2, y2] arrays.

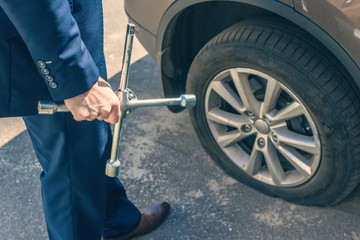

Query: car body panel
[[125, 0, 294, 35], [294, 0, 360, 67], [279, 0, 294, 7]]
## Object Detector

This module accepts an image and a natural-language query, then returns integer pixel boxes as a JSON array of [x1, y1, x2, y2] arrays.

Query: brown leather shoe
[[101, 201, 170, 240]]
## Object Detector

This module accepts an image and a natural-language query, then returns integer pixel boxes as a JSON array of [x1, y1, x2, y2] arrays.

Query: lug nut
[[242, 124, 252, 133], [258, 138, 266, 148], [246, 111, 255, 117], [129, 92, 135, 100], [272, 135, 278, 142]]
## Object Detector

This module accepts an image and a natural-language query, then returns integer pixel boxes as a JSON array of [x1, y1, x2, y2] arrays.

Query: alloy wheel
[[205, 68, 321, 187]]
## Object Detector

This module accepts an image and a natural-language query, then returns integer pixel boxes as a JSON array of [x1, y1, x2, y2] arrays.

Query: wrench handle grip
[[38, 101, 69, 114]]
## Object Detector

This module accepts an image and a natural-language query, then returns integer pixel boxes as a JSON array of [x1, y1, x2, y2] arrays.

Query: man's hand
[[64, 77, 120, 124]]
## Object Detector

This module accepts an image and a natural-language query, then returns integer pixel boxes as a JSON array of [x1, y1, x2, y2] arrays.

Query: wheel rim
[[205, 68, 321, 187]]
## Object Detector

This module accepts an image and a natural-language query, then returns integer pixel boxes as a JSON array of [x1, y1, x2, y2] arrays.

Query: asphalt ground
[[1, 1, 360, 239]]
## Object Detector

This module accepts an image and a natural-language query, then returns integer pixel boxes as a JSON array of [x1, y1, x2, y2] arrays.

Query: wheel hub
[[254, 119, 270, 134]]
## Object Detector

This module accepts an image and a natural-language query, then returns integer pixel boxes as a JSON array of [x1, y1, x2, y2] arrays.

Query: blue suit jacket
[[0, 0, 106, 117]]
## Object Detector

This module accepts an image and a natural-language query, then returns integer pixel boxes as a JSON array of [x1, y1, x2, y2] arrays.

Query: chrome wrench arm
[[105, 23, 135, 177], [38, 93, 196, 114]]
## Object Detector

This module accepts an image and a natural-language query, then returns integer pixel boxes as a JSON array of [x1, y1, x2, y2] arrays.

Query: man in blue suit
[[0, 0, 169, 239]]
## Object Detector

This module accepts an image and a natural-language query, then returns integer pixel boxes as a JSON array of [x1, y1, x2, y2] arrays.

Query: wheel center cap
[[254, 119, 270, 134]]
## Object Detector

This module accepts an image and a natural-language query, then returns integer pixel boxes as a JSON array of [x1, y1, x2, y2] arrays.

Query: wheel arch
[[157, 0, 360, 112]]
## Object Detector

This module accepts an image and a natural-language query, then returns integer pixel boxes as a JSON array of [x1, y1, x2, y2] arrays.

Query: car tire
[[186, 18, 360, 206]]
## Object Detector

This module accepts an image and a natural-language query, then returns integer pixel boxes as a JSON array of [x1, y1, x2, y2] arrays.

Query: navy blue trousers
[[23, 113, 141, 240]]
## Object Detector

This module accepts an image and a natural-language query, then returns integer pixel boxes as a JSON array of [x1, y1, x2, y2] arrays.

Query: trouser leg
[[23, 113, 141, 240]]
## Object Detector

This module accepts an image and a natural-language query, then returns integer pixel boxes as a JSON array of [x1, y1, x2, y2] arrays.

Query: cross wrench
[[37, 24, 196, 177]]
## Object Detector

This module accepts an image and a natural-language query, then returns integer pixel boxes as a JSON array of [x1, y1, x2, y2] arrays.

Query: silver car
[[125, 0, 360, 206]]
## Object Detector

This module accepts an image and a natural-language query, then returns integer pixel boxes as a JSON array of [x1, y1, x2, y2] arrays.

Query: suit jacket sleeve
[[0, 0, 99, 101]]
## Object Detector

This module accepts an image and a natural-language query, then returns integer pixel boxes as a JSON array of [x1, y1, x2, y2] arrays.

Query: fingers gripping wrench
[[37, 24, 196, 177]]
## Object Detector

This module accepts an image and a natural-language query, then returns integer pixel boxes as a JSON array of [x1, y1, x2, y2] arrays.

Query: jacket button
[[45, 75, 53, 82], [37, 61, 46, 68], [49, 82, 58, 88], [41, 68, 50, 75]]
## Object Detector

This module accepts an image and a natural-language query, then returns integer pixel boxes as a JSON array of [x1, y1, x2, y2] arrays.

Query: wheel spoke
[[210, 80, 246, 114], [262, 138, 284, 185], [277, 145, 312, 177], [245, 147, 263, 175], [266, 102, 304, 124], [230, 69, 261, 117], [262, 79, 282, 117], [217, 130, 253, 148], [207, 108, 251, 128], [272, 127, 319, 154]]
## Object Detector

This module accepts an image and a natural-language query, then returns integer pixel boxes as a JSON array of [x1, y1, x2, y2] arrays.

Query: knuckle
[[74, 116, 85, 121], [75, 111, 90, 121], [89, 112, 98, 119], [109, 119, 117, 124], [104, 115, 119, 125], [72, 112, 83, 121], [112, 101, 120, 109], [111, 115, 120, 124], [115, 112, 121, 122], [100, 108, 111, 116], [82, 112, 91, 119]]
